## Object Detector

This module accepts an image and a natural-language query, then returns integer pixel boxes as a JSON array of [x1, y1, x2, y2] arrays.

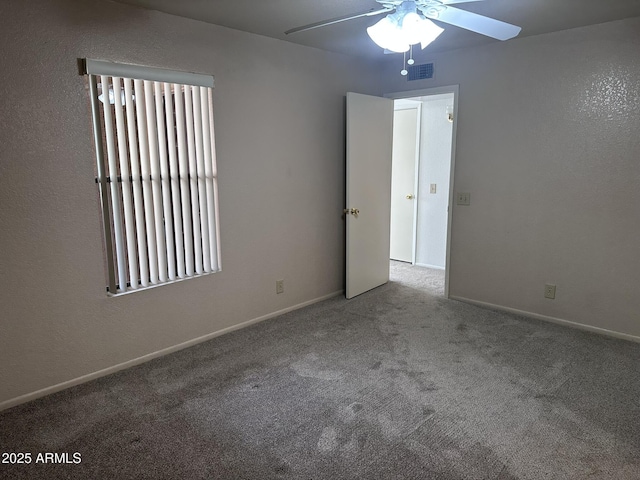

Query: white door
[[390, 108, 418, 263], [345, 92, 394, 299]]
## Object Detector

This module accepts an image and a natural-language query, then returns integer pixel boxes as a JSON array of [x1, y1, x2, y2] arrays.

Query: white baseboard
[[414, 263, 445, 270], [450, 295, 640, 344], [0, 290, 344, 412]]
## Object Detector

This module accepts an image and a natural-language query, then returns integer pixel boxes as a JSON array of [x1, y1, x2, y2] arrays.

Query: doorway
[[387, 87, 458, 297]]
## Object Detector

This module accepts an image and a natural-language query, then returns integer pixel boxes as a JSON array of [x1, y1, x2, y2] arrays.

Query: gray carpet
[[1, 261, 639, 479]]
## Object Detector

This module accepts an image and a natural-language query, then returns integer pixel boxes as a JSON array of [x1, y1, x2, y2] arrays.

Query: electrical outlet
[[456, 192, 471, 206], [276, 279, 284, 294], [544, 284, 556, 299]]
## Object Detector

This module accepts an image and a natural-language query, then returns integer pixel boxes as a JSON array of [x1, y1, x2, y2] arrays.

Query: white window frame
[[83, 59, 221, 295]]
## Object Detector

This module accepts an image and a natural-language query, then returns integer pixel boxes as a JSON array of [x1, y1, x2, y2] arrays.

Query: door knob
[[406, 194, 414, 199], [343, 208, 360, 218]]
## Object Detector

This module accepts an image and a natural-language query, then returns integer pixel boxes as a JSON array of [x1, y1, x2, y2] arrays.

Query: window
[[83, 59, 221, 295]]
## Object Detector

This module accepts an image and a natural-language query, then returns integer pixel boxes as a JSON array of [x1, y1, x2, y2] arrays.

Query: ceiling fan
[[286, 0, 521, 73]]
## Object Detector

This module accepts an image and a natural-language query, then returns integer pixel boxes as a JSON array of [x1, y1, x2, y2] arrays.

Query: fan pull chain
[[408, 45, 415, 65]]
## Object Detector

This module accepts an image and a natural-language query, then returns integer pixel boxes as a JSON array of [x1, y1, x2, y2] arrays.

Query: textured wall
[[0, 0, 383, 406], [382, 18, 640, 338]]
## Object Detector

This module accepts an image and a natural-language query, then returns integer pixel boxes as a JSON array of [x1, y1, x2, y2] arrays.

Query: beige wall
[[381, 17, 640, 339], [0, 0, 383, 407]]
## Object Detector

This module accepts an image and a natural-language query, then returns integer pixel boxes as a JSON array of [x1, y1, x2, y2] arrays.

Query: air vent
[[407, 63, 434, 81]]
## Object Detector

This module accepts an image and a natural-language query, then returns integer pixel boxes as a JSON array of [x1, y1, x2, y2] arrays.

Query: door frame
[[384, 85, 459, 299]]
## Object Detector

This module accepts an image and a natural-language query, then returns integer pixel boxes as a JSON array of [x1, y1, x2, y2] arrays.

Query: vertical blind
[[84, 60, 221, 294]]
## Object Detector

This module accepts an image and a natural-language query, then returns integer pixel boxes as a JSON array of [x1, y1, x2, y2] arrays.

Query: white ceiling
[[113, 0, 640, 62]]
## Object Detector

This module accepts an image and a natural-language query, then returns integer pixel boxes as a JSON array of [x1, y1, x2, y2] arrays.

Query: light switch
[[430, 184, 437, 194]]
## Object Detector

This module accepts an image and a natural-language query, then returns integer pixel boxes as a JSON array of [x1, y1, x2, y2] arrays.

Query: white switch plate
[[544, 284, 556, 299], [276, 279, 284, 294], [430, 184, 437, 194], [456, 192, 471, 206]]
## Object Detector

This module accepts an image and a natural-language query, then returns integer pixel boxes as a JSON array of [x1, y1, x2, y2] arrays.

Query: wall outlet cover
[[456, 192, 471, 206], [544, 284, 556, 299]]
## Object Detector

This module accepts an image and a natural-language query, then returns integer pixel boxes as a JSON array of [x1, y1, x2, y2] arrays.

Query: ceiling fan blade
[[285, 7, 394, 35], [421, 5, 521, 40]]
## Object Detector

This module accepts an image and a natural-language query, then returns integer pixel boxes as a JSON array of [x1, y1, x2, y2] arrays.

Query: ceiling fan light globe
[[386, 39, 410, 53], [367, 17, 395, 49], [401, 12, 424, 45], [419, 18, 444, 49], [367, 15, 409, 52]]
